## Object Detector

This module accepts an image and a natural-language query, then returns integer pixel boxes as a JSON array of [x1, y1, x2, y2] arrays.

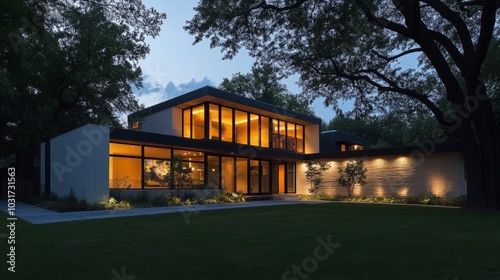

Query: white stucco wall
[[139, 107, 182, 136], [297, 152, 465, 197], [45, 124, 110, 204]]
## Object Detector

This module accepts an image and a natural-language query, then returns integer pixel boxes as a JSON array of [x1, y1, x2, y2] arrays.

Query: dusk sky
[[136, 0, 339, 121]]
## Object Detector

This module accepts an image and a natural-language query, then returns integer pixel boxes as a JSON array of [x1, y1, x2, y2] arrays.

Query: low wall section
[[297, 152, 465, 197]]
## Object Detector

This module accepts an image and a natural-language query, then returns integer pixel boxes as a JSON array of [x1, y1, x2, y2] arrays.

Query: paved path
[[0, 197, 330, 225]]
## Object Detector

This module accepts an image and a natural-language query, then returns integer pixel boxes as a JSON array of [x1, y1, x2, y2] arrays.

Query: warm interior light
[[192, 109, 204, 114]]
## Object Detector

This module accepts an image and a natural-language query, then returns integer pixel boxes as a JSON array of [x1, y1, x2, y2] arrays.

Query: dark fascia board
[[110, 128, 307, 161], [306, 142, 463, 160], [129, 86, 321, 125]]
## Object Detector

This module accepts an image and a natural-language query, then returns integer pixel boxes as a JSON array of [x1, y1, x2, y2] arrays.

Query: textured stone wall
[[296, 152, 464, 197]]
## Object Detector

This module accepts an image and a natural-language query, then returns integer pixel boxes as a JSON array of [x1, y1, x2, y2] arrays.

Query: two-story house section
[[109, 86, 321, 195], [40, 86, 465, 204]]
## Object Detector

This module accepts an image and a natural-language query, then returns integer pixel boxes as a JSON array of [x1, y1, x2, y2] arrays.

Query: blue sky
[[136, 0, 336, 121], [136, 1, 420, 122]]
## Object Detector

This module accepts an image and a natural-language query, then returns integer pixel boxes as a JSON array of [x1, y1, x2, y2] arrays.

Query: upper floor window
[[182, 103, 304, 153]]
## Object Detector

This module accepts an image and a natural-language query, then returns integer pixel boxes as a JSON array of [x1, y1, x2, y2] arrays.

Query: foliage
[[338, 158, 368, 197], [98, 197, 131, 210], [219, 63, 315, 116], [323, 111, 457, 148], [305, 160, 331, 194], [300, 194, 466, 207], [29, 190, 246, 212], [1, 0, 166, 179], [33, 189, 89, 212], [185, 0, 500, 210]]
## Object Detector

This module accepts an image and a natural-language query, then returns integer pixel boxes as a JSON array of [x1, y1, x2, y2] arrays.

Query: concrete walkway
[[0, 196, 329, 225]]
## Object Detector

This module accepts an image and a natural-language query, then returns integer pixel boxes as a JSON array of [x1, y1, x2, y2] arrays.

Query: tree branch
[[256, 0, 309, 12], [372, 48, 423, 63], [473, 0, 499, 76], [420, 0, 475, 59]]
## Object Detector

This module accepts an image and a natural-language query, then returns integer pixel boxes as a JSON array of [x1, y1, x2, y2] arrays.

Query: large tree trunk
[[461, 80, 499, 210]]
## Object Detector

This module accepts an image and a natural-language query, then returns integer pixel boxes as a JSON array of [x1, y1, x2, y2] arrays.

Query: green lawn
[[1, 203, 499, 280]]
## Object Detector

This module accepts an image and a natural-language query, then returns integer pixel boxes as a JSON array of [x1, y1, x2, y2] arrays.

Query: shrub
[[300, 194, 466, 207], [98, 197, 131, 210]]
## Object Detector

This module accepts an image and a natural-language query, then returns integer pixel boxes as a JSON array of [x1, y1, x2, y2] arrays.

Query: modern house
[[40, 86, 466, 203]]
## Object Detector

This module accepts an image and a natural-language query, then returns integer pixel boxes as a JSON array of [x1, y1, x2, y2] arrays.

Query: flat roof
[[128, 86, 321, 125]]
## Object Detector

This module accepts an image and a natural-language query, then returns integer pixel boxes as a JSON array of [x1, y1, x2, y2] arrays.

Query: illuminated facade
[[40, 86, 465, 204], [114, 86, 320, 195]]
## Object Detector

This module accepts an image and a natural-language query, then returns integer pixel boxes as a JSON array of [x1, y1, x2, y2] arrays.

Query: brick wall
[[297, 152, 464, 197]]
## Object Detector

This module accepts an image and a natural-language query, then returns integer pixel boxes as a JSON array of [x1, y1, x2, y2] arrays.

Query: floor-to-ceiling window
[[109, 143, 142, 189], [250, 114, 259, 146], [236, 158, 248, 193], [235, 110, 248, 144], [192, 105, 205, 139], [209, 104, 220, 140], [221, 106, 233, 142], [261, 116, 269, 148], [221, 157, 235, 192], [144, 147, 171, 188], [296, 125, 304, 153], [207, 155, 220, 188], [249, 160, 260, 194], [182, 102, 305, 154]]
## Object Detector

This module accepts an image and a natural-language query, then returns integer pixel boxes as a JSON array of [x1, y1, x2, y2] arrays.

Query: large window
[[109, 143, 142, 189], [209, 104, 220, 140], [261, 116, 269, 148], [249, 160, 260, 194], [182, 103, 305, 153], [144, 147, 172, 188], [236, 158, 248, 193], [192, 105, 205, 139], [287, 123, 296, 151], [279, 120, 286, 149], [235, 110, 248, 144], [296, 125, 304, 153], [222, 157, 235, 192], [183, 109, 191, 138], [221, 106, 233, 142], [250, 114, 259, 146], [109, 157, 142, 189], [272, 119, 279, 149], [207, 155, 220, 188]]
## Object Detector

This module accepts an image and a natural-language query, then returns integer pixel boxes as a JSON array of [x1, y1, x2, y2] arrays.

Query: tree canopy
[[219, 63, 315, 116], [185, 0, 500, 209], [1, 0, 166, 177]]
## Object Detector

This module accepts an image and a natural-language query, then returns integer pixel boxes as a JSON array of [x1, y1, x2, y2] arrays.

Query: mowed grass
[[1, 203, 500, 280]]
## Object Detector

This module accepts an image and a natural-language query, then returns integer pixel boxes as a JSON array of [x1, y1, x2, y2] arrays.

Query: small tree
[[305, 161, 331, 194], [338, 158, 367, 197]]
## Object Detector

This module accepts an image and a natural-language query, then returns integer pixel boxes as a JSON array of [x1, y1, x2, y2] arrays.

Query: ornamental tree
[[338, 158, 368, 197], [305, 160, 331, 194], [185, 0, 500, 209]]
